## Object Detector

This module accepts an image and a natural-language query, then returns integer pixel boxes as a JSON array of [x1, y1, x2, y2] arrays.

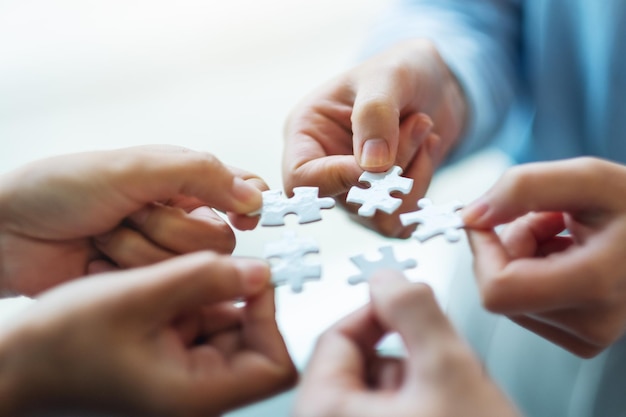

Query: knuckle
[[499, 165, 536, 200], [352, 94, 398, 122], [571, 156, 603, 173]]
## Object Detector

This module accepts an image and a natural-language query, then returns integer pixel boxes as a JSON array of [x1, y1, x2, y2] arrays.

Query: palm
[[1, 232, 96, 296]]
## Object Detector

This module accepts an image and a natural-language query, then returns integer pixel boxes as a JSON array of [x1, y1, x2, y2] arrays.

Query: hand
[[0, 252, 296, 416], [0, 145, 267, 296], [292, 271, 518, 417], [462, 157, 626, 357], [283, 40, 468, 237]]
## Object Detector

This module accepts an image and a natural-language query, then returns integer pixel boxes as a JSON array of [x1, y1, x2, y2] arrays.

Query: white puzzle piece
[[264, 230, 321, 293], [346, 166, 413, 217], [400, 198, 465, 242], [348, 245, 417, 285], [253, 186, 335, 226]]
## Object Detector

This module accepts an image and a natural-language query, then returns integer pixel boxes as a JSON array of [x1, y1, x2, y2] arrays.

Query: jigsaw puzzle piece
[[254, 186, 335, 226], [399, 198, 465, 243], [346, 166, 413, 217], [348, 245, 417, 285], [264, 230, 322, 292]]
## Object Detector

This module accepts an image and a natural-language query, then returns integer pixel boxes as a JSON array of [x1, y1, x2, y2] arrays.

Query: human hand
[[283, 40, 468, 237], [292, 271, 518, 417], [0, 252, 296, 416], [462, 157, 626, 358], [0, 145, 267, 296]]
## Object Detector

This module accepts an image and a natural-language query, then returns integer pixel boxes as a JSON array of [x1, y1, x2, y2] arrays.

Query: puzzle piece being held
[[254, 186, 335, 226], [400, 198, 465, 243], [264, 230, 321, 293], [346, 166, 413, 217], [348, 245, 417, 285]]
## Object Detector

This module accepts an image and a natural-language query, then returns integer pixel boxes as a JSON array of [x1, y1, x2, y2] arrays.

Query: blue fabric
[[364, 0, 626, 164], [365, 2, 626, 416]]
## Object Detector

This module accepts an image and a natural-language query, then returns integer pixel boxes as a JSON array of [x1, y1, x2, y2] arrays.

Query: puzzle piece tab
[[264, 230, 321, 293], [254, 187, 335, 226], [400, 198, 465, 242], [346, 166, 413, 217], [348, 246, 417, 285]]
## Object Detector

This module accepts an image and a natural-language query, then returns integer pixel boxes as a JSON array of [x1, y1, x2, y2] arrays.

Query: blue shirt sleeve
[[361, 0, 522, 160]]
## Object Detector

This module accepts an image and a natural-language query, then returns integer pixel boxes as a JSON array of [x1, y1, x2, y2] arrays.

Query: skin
[[0, 252, 297, 417], [0, 145, 268, 297], [293, 270, 519, 417], [462, 157, 626, 358], [283, 40, 468, 237]]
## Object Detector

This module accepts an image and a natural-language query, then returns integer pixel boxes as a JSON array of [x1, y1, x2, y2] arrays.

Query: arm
[[0, 252, 296, 416], [365, 0, 522, 158]]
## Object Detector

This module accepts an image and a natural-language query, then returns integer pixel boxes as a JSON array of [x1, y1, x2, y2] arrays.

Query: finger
[[189, 287, 297, 411], [304, 304, 384, 387], [523, 305, 625, 352], [394, 113, 434, 169], [110, 145, 264, 215], [206, 331, 243, 359], [498, 212, 566, 258], [284, 153, 364, 197], [461, 158, 623, 229], [87, 259, 119, 275], [282, 84, 363, 197], [509, 315, 602, 358], [240, 287, 293, 367], [340, 130, 437, 238], [368, 271, 457, 357], [367, 356, 405, 390], [94, 227, 175, 268], [351, 67, 417, 171], [112, 253, 271, 320], [127, 204, 236, 255], [175, 303, 244, 346], [198, 303, 244, 334], [466, 228, 609, 314]]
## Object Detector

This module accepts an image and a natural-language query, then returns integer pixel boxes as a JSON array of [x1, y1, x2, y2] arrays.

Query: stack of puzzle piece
[[250, 166, 465, 293]]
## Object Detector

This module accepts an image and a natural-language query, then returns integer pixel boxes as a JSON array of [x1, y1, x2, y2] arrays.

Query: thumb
[[110, 145, 265, 215], [368, 271, 457, 356], [351, 81, 406, 171], [116, 252, 271, 319]]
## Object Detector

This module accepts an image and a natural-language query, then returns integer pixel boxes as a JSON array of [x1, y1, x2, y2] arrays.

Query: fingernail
[[231, 177, 262, 212], [460, 199, 489, 226], [234, 258, 271, 293], [360, 138, 390, 169]]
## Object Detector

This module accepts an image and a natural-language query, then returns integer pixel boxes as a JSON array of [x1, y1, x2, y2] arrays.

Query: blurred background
[[0, 1, 508, 415]]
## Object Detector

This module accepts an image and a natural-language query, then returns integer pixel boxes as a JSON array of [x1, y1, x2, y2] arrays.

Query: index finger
[[110, 145, 264, 215], [462, 158, 626, 229], [304, 304, 385, 385], [466, 228, 609, 314]]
